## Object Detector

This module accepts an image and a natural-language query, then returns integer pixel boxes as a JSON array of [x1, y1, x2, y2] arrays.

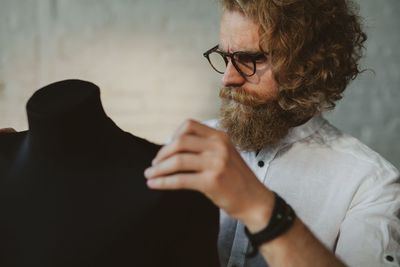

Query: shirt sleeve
[[335, 166, 400, 267]]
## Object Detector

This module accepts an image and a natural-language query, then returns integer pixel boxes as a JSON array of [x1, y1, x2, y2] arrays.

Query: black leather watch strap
[[244, 192, 296, 258]]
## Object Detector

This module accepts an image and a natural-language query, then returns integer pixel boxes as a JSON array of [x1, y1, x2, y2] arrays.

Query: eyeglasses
[[203, 45, 268, 77]]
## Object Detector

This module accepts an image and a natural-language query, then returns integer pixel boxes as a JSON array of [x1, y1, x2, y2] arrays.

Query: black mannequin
[[0, 80, 219, 267]]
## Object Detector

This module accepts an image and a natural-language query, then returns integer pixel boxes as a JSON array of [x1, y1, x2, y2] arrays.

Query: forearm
[[242, 191, 346, 267], [258, 217, 345, 267]]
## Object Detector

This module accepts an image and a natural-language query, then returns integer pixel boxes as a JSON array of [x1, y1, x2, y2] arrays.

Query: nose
[[222, 61, 246, 87]]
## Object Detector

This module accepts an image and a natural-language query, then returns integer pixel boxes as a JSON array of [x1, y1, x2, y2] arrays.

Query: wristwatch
[[244, 192, 296, 257]]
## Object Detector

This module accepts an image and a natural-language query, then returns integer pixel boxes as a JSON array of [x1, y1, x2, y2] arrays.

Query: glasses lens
[[208, 52, 227, 74], [234, 53, 255, 76]]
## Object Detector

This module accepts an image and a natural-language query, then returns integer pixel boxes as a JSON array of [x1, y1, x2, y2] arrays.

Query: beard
[[218, 87, 296, 152]]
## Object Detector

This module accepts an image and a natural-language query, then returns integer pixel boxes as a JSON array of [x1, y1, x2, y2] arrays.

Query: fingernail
[[147, 179, 159, 188], [144, 168, 153, 178]]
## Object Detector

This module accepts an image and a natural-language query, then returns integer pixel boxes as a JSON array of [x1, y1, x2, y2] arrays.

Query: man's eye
[[253, 53, 267, 63], [235, 53, 267, 63], [235, 53, 254, 63]]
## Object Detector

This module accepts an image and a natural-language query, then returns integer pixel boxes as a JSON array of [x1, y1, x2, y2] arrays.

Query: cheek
[[254, 71, 279, 100]]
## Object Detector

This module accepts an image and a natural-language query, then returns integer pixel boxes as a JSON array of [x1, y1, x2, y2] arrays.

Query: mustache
[[219, 87, 266, 107]]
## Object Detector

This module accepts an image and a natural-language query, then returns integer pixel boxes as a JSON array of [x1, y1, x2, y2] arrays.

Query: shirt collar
[[280, 115, 326, 146]]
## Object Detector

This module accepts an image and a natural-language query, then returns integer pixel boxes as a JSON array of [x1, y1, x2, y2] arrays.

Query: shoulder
[[293, 118, 399, 187], [316, 120, 396, 171]]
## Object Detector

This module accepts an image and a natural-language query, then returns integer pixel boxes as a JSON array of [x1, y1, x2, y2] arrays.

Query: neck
[[26, 79, 115, 155]]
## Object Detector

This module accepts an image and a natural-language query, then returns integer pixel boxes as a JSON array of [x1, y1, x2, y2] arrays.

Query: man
[[2, 1, 399, 267], [144, 0, 400, 267]]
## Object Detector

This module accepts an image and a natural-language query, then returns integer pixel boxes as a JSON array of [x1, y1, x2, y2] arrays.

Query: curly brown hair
[[220, 0, 367, 121]]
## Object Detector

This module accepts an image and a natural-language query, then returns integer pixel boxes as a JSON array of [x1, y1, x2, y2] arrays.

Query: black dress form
[[0, 80, 219, 267]]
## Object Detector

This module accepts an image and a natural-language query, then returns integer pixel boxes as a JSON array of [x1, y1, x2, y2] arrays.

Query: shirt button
[[385, 255, 394, 262], [257, 160, 265, 167]]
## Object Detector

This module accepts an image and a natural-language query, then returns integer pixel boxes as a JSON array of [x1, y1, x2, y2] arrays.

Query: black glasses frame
[[203, 45, 268, 78]]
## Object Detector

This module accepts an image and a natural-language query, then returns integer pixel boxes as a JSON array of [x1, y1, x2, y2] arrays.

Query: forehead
[[219, 10, 260, 52]]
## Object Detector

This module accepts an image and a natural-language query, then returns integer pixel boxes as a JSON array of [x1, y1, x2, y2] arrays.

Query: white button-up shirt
[[204, 116, 400, 267]]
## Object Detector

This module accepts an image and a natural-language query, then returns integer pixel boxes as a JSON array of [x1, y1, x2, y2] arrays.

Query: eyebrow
[[217, 45, 263, 54]]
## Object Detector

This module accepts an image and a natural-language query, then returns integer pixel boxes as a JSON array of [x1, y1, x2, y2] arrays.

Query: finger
[[0, 128, 16, 134], [152, 134, 209, 165], [145, 153, 202, 179], [146, 173, 204, 191], [171, 119, 218, 141]]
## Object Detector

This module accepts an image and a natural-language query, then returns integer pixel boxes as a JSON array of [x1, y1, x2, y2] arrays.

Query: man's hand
[[145, 119, 346, 267], [144, 119, 274, 231], [0, 128, 16, 134]]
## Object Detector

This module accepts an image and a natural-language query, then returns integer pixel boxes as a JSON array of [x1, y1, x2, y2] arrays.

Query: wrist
[[244, 192, 296, 258], [239, 188, 275, 232]]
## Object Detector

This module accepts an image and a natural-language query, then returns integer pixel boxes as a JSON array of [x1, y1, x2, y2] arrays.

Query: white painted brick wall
[[0, 0, 222, 143]]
